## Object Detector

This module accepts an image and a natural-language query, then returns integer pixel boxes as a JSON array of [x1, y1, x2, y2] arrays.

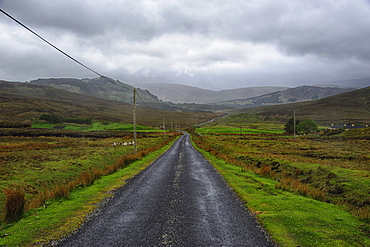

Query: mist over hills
[[315, 77, 370, 88], [29, 78, 231, 112], [30, 77, 159, 104], [136, 83, 288, 104], [0, 80, 218, 126], [2, 76, 369, 127], [218, 85, 356, 109], [234, 86, 370, 125]]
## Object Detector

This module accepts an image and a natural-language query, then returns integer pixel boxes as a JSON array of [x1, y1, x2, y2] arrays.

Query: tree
[[284, 117, 300, 134], [297, 119, 318, 134]]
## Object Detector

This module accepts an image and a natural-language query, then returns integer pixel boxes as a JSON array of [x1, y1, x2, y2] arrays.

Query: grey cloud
[[1, 0, 370, 90]]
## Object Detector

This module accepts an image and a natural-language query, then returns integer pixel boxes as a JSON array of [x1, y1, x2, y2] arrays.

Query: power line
[[0, 8, 120, 86], [135, 91, 173, 124], [1, 8, 167, 120], [135, 91, 159, 115]]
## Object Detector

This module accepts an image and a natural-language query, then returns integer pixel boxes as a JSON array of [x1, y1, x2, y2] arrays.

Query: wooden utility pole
[[163, 114, 166, 140], [133, 88, 137, 153], [293, 109, 296, 142]]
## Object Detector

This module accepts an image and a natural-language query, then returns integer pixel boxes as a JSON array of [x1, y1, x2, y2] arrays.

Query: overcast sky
[[1, 0, 370, 90]]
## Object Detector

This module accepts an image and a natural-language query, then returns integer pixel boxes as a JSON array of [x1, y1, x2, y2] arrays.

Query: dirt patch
[[53, 126, 66, 129]]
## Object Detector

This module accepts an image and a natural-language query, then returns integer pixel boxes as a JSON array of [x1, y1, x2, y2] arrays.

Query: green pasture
[[32, 121, 160, 132], [196, 122, 285, 135]]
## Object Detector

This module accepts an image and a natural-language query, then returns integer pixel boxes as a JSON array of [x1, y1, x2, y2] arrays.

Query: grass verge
[[0, 136, 179, 246], [192, 139, 370, 247]]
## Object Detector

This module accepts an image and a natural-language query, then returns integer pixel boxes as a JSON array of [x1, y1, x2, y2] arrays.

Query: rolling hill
[[316, 77, 370, 88], [0, 80, 218, 127], [30, 77, 159, 103], [233, 86, 370, 126], [218, 85, 356, 109], [29, 78, 232, 112], [136, 83, 288, 104]]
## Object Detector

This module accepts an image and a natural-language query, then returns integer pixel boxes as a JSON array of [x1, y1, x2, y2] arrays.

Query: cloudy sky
[[1, 0, 370, 90]]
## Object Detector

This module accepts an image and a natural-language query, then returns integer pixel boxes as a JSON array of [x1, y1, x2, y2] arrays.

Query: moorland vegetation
[[1, 78, 369, 246], [193, 114, 370, 246], [0, 127, 180, 245]]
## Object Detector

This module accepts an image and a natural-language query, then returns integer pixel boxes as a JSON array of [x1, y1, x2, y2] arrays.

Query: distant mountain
[[30, 77, 159, 103], [218, 85, 356, 109], [29, 78, 232, 112], [234, 86, 370, 125], [0, 80, 218, 126], [315, 77, 370, 89], [136, 83, 288, 104]]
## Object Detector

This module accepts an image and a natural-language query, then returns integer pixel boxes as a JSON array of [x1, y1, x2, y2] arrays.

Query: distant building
[[330, 124, 368, 130]]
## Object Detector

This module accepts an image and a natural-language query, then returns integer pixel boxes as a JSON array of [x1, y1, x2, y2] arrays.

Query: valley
[[0, 77, 369, 246]]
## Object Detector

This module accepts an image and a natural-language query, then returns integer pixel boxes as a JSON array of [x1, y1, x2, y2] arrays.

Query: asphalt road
[[57, 133, 275, 246]]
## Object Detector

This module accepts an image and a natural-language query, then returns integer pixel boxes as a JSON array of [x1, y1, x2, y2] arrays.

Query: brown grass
[[1, 132, 179, 223], [4, 188, 26, 222], [192, 132, 370, 220]]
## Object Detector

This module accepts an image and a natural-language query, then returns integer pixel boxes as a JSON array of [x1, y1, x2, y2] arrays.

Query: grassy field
[[31, 121, 159, 132], [0, 129, 179, 231], [197, 122, 284, 135], [0, 133, 180, 246], [193, 119, 370, 246]]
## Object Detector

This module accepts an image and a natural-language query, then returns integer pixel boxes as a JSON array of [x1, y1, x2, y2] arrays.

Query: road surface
[[57, 133, 275, 246]]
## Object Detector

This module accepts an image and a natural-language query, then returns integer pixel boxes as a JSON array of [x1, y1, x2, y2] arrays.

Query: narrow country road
[[57, 133, 275, 246]]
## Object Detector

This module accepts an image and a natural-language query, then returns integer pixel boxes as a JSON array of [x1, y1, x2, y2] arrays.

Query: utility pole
[[293, 109, 296, 142], [133, 88, 137, 153], [163, 113, 166, 140]]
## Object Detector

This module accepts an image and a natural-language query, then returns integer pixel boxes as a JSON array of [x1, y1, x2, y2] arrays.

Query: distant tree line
[[39, 113, 92, 125]]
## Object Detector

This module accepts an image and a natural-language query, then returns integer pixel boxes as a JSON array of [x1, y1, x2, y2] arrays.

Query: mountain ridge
[[0, 80, 218, 126], [234, 86, 370, 125], [136, 83, 288, 104], [218, 85, 356, 108], [30, 77, 159, 104]]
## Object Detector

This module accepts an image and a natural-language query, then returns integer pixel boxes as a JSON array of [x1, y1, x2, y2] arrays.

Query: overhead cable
[[0, 8, 119, 86], [1, 8, 166, 118]]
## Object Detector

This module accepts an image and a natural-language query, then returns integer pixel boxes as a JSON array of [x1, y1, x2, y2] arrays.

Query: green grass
[[196, 122, 284, 134], [31, 121, 157, 132], [0, 136, 179, 246], [193, 141, 370, 246]]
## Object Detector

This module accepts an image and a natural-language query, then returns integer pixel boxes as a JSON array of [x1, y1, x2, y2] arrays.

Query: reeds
[[4, 188, 26, 222]]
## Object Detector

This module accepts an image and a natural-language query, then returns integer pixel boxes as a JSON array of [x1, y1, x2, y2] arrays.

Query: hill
[[0, 80, 218, 127], [30, 77, 159, 103], [316, 77, 370, 88], [136, 83, 287, 104], [233, 86, 370, 125], [218, 85, 355, 108], [30, 78, 232, 112]]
